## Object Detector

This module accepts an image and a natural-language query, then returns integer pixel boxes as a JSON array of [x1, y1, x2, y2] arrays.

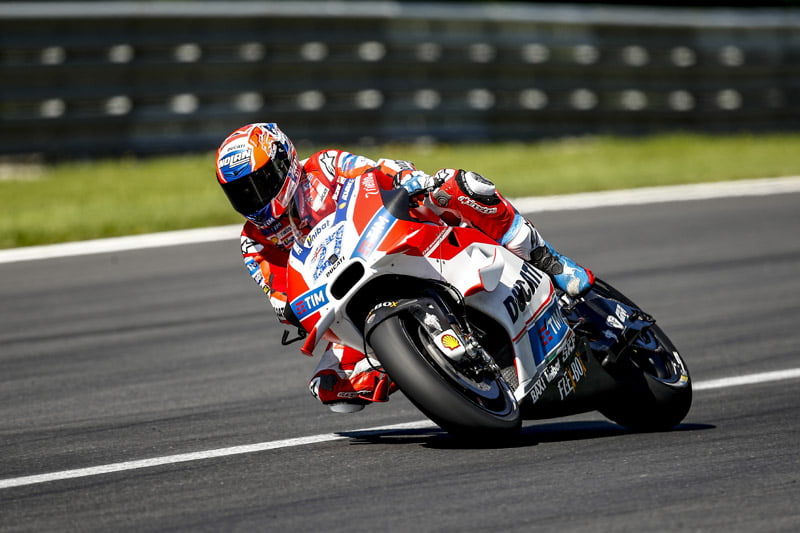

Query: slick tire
[[369, 314, 521, 440], [593, 280, 693, 432]]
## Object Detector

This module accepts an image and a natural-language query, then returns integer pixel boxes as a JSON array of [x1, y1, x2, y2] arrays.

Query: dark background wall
[[1, 1, 799, 158]]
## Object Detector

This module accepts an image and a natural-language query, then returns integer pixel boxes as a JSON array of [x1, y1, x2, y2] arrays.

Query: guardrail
[[1, 2, 799, 158]]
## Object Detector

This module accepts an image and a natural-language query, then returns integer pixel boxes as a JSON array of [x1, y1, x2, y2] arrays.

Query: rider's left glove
[[393, 170, 440, 197]]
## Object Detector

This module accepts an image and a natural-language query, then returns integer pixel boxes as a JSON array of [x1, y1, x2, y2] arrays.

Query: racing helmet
[[215, 123, 301, 227]]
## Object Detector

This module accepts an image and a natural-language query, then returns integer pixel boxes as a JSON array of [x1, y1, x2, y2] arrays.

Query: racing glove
[[393, 169, 442, 197]]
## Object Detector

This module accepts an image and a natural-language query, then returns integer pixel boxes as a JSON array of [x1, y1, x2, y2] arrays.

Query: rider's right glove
[[309, 367, 396, 413]]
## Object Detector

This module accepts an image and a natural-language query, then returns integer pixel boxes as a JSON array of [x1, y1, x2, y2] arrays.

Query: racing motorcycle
[[284, 169, 692, 438]]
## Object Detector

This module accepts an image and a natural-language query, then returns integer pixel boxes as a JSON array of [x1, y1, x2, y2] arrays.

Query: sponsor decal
[[218, 149, 251, 170], [543, 360, 560, 382], [304, 219, 331, 247], [606, 304, 630, 329], [273, 225, 294, 249], [322, 255, 344, 278], [362, 173, 379, 197], [440, 334, 461, 351], [366, 301, 398, 324], [557, 355, 587, 401], [337, 391, 365, 399], [435, 329, 467, 359], [319, 151, 337, 178], [335, 179, 356, 223], [291, 240, 310, 263], [541, 313, 567, 347], [527, 306, 572, 365], [339, 177, 355, 202], [458, 195, 498, 214], [311, 226, 344, 281], [353, 209, 393, 259], [291, 285, 329, 320], [561, 333, 576, 359], [310, 182, 330, 212], [221, 141, 247, 154], [244, 257, 265, 287], [340, 153, 359, 172], [422, 227, 451, 257], [244, 257, 259, 275], [530, 374, 547, 404], [503, 262, 544, 322]]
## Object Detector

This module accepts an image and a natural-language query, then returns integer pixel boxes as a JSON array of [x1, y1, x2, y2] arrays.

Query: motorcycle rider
[[215, 123, 594, 413]]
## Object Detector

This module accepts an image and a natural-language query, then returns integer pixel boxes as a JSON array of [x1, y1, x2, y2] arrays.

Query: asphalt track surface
[[2, 191, 799, 532]]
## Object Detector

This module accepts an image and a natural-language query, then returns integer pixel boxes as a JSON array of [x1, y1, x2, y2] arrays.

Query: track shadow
[[521, 420, 714, 443], [338, 421, 714, 449], [338, 426, 448, 446]]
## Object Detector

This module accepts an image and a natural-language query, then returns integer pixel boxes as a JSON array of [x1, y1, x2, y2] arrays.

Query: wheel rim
[[410, 322, 516, 417], [630, 327, 689, 386]]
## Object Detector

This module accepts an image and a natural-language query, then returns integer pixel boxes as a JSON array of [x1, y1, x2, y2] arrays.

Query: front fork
[[364, 288, 504, 380]]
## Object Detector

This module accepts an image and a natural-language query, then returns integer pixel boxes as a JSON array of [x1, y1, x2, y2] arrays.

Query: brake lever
[[281, 328, 307, 346]]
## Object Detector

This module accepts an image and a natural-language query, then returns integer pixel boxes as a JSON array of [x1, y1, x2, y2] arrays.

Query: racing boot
[[308, 344, 395, 413], [504, 218, 594, 298], [529, 241, 595, 298]]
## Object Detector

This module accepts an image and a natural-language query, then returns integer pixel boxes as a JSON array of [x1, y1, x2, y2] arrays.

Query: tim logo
[[292, 286, 329, 320], [528, 308, 569, 365], [539, 314, 566, 348]]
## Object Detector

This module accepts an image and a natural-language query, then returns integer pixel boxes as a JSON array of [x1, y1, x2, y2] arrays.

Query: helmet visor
[[220, 147, 289, 218]]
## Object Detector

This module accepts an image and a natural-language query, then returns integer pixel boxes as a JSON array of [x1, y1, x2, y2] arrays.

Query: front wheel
[[368, 314, 521, 439]]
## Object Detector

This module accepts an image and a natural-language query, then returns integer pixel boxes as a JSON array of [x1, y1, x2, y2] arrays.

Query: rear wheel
[[592, 280, 692, 431], [369, 314, 521, 439]]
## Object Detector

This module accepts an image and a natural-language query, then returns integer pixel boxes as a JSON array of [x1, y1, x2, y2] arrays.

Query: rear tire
[[591, 280, 692, 431], [369, 314, 521, 439]]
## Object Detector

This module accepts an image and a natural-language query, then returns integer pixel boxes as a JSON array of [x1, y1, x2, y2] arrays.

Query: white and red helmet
[[215, 123, 301, 227]]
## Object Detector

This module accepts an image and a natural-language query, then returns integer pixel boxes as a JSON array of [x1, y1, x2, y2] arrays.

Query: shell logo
[[440, 334, 461, 351]]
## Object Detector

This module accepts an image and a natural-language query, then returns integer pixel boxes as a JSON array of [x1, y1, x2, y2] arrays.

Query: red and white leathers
[[240, 150, 591, 412]]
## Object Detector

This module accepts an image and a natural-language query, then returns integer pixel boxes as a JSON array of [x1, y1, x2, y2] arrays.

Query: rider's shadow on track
[[338, 421, 714, 450]]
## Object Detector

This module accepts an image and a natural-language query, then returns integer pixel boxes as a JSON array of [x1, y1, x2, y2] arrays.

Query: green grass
[[2, 132, 799, 249]]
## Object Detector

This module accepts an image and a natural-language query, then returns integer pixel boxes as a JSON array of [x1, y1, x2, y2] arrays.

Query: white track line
[[693, 368, 800, 391], [1, 367, 799, 490], [0, 224, 242, 265], [2, 176, 799, 265], [511, 175, 800, 213]]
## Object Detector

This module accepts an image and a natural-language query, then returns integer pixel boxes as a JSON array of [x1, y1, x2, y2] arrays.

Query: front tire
[[369, 314, 521, 439]]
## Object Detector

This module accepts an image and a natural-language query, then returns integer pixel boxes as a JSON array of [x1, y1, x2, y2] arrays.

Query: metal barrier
[[1, 2, 799, 158]]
